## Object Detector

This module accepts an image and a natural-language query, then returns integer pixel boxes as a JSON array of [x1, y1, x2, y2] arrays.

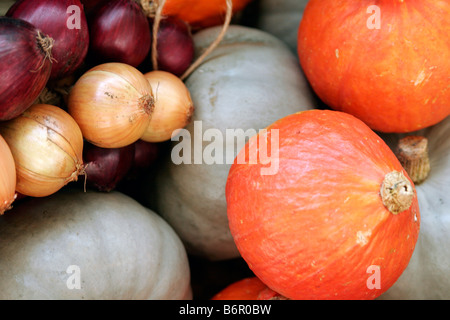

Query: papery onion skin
[[68, 63, 154, 149], [0, 17, 53, 121], [0, 104, 84, 198], [141, 70, 194, 142], [7, 0, 89, 80], [83, 142, 135, 192], [88, 0, 151, 67], [0, 134, 16, 215]]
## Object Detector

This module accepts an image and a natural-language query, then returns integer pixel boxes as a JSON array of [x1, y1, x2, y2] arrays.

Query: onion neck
[[34, 31, 55, 71], [395, 136, 430, 185], [65, 162, 86, 185], [380, 171, 414, 214], [139, 0, 159, 18], [1, 193, 17, 215], [139, 94, 155, 117]]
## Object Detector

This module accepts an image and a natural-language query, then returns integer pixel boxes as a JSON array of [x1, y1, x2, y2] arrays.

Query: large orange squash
[[226, 110, 420, 300], [156, 0, 253, 29], [212, 277, 281, 300], [297, 0, 450, 133]]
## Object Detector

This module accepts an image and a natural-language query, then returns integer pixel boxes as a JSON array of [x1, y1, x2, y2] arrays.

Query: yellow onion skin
[[0, 135, 16, 214], [68, 63, 154, 148], [0, 104, 84, 198], [141, 71, 194, 143]]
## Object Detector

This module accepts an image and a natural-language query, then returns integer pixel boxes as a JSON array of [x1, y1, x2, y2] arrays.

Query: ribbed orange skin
[[162, 0, 254, 29], [212, 277, 279, 300], [226, 110, 420, 300], [297, 0, 450, 133]]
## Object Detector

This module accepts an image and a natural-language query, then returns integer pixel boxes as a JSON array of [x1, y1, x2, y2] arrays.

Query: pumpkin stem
[[395, 136, 430, 185], [380, 171, 414, 214]]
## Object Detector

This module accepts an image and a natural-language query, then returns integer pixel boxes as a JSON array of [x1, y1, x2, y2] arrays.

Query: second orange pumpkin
[[226, 110, 420, 300]]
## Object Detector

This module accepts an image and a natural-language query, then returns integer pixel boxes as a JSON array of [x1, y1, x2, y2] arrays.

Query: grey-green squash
[[0, 189, 192, 300], [145, 25, 317, 261], [256, 0, 309, 55], [380, 116, 450, 299]]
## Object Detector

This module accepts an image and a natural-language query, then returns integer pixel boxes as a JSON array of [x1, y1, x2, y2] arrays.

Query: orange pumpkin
[[82, 0, 253, 28], [160, 0, 254, 29], [212, 277, 281, 300], [226, 110, 420, 300], [297, 0, 450, 133]]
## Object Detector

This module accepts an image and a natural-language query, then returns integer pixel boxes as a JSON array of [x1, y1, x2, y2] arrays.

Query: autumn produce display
[[0, 0, 448, 301]]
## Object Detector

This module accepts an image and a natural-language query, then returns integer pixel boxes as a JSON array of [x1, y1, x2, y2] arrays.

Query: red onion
[[88, 0, 151, 67], [0, 17, 53, 121], [83, 142, 135, 192], [79, 0, 109, 16], [7, 0, 89, 80], [118, 140, 160, 200], [132, 140, 159, 171], [123, 140, 159, 181], [145, 17, 195, 76]]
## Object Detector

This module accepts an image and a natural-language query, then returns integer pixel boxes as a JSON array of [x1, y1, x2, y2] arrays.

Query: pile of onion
[[0, 134, 16, 215], [68, 62, 155, 149], [7, 0, 89, 80], [141, 70, 194, 142], [88, 0, 151, 67], [0, 17, 53, 121], [0, 104, 85, 198]]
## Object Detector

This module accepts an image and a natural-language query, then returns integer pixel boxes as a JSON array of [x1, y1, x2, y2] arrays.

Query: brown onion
[[141, 70, 194, 142], [0, 17, 53, 121], [68, 63, 155, 148], [0, 104, 84, 198], [0, 134, 16, 215], [7, 0, 89, 80]]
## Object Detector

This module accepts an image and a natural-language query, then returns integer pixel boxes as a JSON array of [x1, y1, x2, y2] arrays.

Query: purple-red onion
[[144, 17, 195, 76], [7, 0, 89, 80], [88, 0, 151, 67], [133, 140, 159, 171], [83, 142, 135, 192], [79, 0, 109, 16], [0, 17, 53, 121], [125, 140, 159, 180]]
